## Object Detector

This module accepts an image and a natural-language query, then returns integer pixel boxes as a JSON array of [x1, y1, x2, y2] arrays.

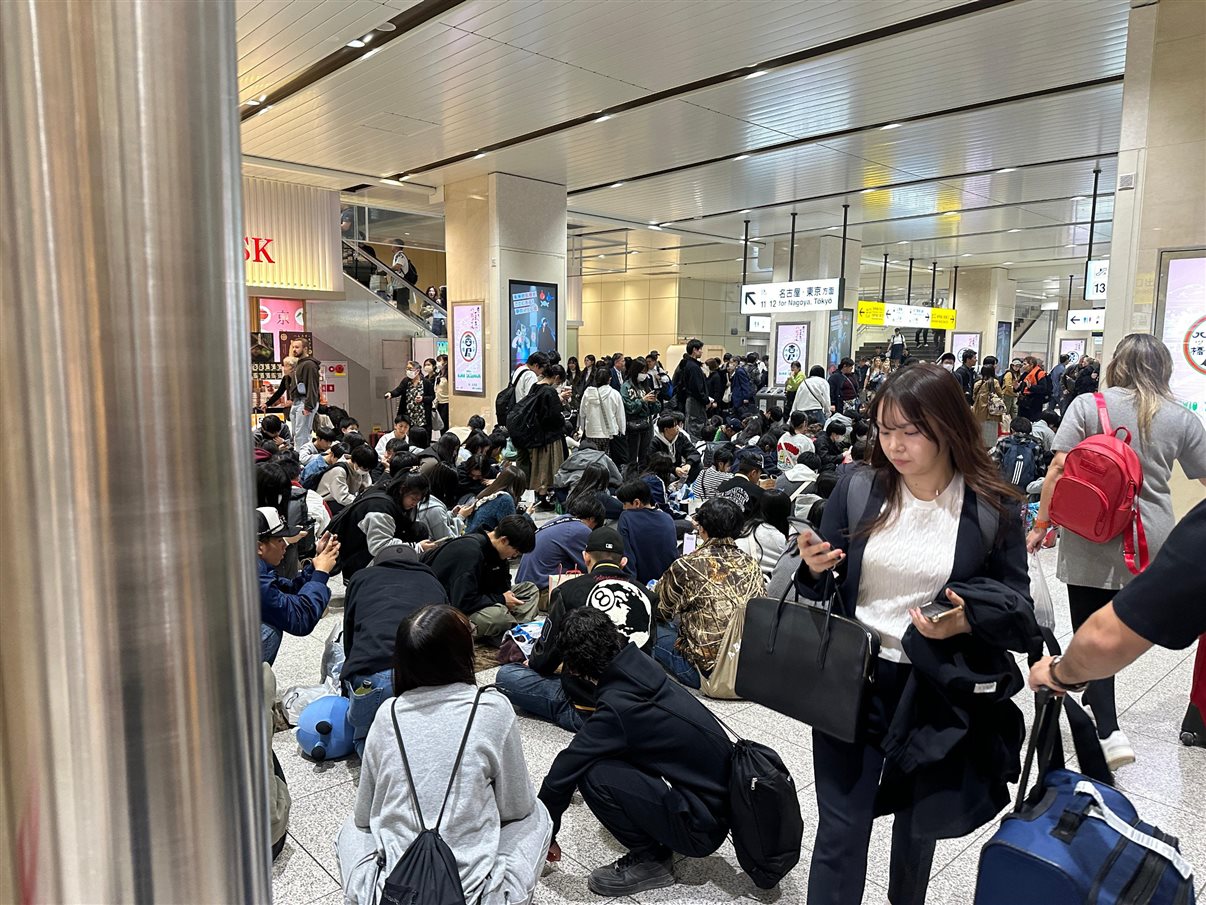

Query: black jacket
[[422, 531, 510, 615], [706, 369, 728, 408], [538, 643, 733, 837], [651, 429, 702, 483], [529, 563, 655, 711], [329, 484, 418, 581], [954, 365, 977, 403], [342, 547, 449, 680], [874, 577, 1041, 838], [828, 370, 858, 409], [677, 355, 709, 405]]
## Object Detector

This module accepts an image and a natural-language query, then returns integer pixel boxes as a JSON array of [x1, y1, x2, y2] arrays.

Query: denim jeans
[[344, 668, 393, 757], [291, 399, 315, 447], [261, 623, 282, 665], [496, 664, 584, 733], [652, 622, 702, 689]]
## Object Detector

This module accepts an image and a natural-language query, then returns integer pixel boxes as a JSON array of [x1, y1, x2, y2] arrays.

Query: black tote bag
[[735, 572, 880, 744]]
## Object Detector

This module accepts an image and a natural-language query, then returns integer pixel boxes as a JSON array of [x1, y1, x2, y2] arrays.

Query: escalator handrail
[[341, 239, 448, 321]]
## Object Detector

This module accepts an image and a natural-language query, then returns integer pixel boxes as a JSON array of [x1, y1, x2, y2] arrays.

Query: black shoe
[[587, 851, 675, 897], [1180, 703, 1206, 748]]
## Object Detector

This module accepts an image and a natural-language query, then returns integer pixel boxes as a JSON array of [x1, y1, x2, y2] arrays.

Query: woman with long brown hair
[[794, 363, 1031, 905], [1027, 333, 1206, 766]]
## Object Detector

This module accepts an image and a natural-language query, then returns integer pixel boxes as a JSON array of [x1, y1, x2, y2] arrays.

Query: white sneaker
[[1100, 730, 1136, 770]]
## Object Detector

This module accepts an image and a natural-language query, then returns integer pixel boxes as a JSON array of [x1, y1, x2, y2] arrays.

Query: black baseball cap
[[585, 526, 624, 555], [256, 506, 291, 540], [725, 417, 743, 432]]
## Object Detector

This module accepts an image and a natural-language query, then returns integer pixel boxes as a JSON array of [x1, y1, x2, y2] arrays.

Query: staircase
[[854, 335, 946, 363]]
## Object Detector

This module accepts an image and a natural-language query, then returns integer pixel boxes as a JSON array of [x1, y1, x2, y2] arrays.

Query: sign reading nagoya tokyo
[[741, 279, 840, 315]]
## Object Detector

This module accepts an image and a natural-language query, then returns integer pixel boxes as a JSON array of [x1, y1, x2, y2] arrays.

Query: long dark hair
[[863, 363, 1021, 536], [393, 605, 476, 695], [475, 465, 528, 502], [567, 462, 613, 506]]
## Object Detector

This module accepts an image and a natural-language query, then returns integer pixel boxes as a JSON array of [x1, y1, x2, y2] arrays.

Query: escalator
[[341, 239, 447, 341]]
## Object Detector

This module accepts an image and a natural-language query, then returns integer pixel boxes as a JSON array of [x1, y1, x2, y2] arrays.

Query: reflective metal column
[[0, 1, 268, 902]]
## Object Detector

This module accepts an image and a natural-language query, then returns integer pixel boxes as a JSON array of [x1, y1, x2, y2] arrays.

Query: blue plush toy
[[296, 695, 355, 760]]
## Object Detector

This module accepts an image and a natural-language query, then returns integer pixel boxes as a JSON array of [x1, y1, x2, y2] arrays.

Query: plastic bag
[[1029, 552, 1055, 631], [280, 680, 339, 726], [320, 623, 344, 685]]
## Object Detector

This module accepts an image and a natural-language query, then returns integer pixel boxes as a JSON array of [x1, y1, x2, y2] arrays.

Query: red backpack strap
[[1093, 392, 1113, 436], [1124, 506, 1150, 575]]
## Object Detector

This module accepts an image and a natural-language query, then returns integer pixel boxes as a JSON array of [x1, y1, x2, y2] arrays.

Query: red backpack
[[1049, 393, 1149, 574]]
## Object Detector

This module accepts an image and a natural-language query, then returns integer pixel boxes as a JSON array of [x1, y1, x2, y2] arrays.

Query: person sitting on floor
[[459, 467, 528, 534], [341, 545, 449, 755], [715, 447, 775, 519], [691, 446, 736, 501], [497, 526, 654, 732], [337, 605, 552, 905], [515, 496, 605, 611], [537, 608, 732, 897], [257, 506, 339, 665], [616, 479, 678, 586], [423, 514, 539, 645], [654, 497, 765, 689]]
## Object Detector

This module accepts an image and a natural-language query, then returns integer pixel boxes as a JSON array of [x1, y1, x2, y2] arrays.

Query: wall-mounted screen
[[773, 322, 809, 386], [1155, 251, 1206, 429], [508, 280, 558, 368]]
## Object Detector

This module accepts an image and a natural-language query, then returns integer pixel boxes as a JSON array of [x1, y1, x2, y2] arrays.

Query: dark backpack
[[494, 369, 524, 428], [505, 385, 548, 449], [300, 459, 333, 491], [998, 436, 1039, 488], [378, 687, 491, 905], [288, 486, 317, 560]]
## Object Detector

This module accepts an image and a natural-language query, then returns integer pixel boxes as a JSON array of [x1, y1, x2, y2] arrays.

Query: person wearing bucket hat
[[497, 526, 654, 733], [257, 506, 340, 665]]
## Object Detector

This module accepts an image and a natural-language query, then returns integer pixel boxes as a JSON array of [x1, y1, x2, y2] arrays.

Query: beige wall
[[579, 276, 679, 358]]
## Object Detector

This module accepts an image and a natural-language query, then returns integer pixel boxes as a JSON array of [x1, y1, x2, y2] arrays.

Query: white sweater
[[857, 473, 964, 663], [577, 385, 626, 439], [791, 376, 832, 415]]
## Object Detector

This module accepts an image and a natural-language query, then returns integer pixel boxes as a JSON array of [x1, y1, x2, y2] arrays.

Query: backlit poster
[[996, 321, 1013, 367], [259, 298, 305, 355], [952, 331, 981, 359], [508, 280, 558, 367], [453, 302, 485, 395], [827, 309, 853, 373], [251, 332, 282, 410], [773, 322, 809, 386], [1058, 338, 1086, 367], [1156, 252, 1206, 429]]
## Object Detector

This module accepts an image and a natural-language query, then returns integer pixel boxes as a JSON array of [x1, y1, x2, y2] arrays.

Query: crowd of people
[[252, 329, 1204, 903]]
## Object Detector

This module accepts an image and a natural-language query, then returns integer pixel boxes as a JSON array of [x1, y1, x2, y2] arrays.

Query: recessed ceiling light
[[1002, 261, 1014, 265], [361, 48, 381, 59], [474, 152, 487, 159], [827, 226, 840, 230], [595, 115, 611, 123], [379, 178, 406, 186], [997, 167, 1017, 173], [861, 188, 875, 194], [745, 70, 767, 79], [346, 38, 366, 48], [1065, 243, 1077, 247], [404, 232, 410, 236], [733, 154, 749, 161], [1071, 196, 1086, 201], [942, 212, 959, 218], [245, 98, 262, 106], [376, 21, 397, 32], [881, 123, 902, 130], [1008, 228, 1021, 233], [740, 209, 751, 213], [597, 254, 606, 258], [611, 182, 624, 188], [897, 241, 909, 245], [962, 253, 973, 257]]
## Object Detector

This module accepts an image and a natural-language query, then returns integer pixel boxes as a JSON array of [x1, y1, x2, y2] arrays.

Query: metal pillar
[[838, 203, 850, 305], [952, 265, 960, 305], [1086, 167, 1102, 261], [741, 219, 750, 285], [881, 253, 890, 302], [0, 2, 268, 903], [929, 261, 937, 305], [788, 212, 797, 281], [905, 257, 914, 305]]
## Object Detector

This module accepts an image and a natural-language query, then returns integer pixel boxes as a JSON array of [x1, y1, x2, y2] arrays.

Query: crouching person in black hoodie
[[537, 608, 732, 897]]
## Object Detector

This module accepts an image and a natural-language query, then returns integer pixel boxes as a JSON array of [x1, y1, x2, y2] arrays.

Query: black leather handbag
[[735, 572, 880, 744]]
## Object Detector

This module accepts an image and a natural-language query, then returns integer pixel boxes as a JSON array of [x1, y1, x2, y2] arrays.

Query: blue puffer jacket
[[258, 557, 331, 638]]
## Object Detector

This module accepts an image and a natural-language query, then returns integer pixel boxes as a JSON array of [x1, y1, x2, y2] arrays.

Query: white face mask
[[942, 363, 954, 372], [406, 369, 417, 379]]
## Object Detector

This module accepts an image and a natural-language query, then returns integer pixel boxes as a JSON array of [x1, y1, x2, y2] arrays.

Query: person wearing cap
[[715, 448, 775, 519], [498, 526, 654, 733], [257, 506, 340, 665]]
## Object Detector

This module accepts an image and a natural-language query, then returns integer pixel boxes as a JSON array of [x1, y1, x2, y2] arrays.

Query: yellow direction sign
[[857, 300, 885, 325], [930, 308, 957, 330]]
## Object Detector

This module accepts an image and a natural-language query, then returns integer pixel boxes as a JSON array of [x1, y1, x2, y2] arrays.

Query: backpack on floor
[[1049, 392, 1148, 574], [377, 687, 491, 905], [997, 436, 1039, 488]]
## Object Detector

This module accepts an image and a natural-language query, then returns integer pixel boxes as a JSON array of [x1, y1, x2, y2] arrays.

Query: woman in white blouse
[[794, 363, 1031, 905]]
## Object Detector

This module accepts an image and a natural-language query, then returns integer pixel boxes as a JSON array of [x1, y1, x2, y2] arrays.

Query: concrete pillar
[[1, 1, 268, 902], [445, 173, 567, 425], [768, 234, 861, 373], [1103, 0, 1206, 358], [948, 267, 1016, 361]]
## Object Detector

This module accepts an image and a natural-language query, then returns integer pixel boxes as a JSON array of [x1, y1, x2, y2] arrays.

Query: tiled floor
[[270, 545, 1204, 904]]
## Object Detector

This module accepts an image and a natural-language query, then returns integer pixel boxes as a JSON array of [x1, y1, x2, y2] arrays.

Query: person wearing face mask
[[938, 352, 957, 374], [384, 361, 433, 432]]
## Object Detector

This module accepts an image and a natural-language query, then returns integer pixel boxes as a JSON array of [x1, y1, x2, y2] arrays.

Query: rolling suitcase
[[975, 689, 1196, 904]]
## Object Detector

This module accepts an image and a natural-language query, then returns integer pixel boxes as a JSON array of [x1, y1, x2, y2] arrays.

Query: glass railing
[[341, 239, 447, 338]]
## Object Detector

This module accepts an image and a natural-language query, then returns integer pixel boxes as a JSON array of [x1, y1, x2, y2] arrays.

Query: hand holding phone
[[798, 529, 843, 578]]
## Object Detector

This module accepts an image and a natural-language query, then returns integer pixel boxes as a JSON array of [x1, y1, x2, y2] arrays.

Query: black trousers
[[579, 759, 727, 860], [1068, 584, 1119, 738], [809, 659, 937, 905]]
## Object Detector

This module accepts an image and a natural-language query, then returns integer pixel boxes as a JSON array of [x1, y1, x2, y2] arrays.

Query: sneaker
[[1100, 730, 1136, 770], [587, 851, 675, 897]]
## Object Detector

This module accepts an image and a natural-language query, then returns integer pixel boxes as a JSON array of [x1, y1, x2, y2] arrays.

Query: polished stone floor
[[269, 544, 1204, 904]]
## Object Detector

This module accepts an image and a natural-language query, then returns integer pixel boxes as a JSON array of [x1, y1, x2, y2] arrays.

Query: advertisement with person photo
[[509, 281, 558, 367]]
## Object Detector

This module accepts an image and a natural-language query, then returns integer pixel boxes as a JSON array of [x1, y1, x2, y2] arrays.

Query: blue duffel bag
[[975, 690, 1196, 905]]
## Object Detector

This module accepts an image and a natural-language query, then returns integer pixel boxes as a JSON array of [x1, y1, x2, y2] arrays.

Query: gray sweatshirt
[[351, 684, 537, 903]]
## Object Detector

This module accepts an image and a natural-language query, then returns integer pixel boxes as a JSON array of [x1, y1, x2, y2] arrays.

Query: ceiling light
[[346, 38, 366, 48], [861, 188, 875, 194], [962, 253, 973, 257], [827, 226, 840, 230], [942, 212, 959, 218], [379, 178, 406, 186], [376, 21, 397, 32], [740, 209, 751, 213], [997, 167, 1017, 173], [474, 152, 487, 159], [597, 254, 606, 258], [1070, 196, 1086, 202], [1008, 228, 1021, 233], [897, 241, 909, 245], [649, 225, 663, 231], [610, 182, 624, 188], [362, 48, 381, 60], [745, 70, 767, 79], [245, 98, 262, 107], [1065, 243, 1077, 247], [1002, 261, 1014, 265], [881, 123, 902, 130], [733, 154, 750, 161], [255, 106, 272, 116], [595, 115, 611, 123]]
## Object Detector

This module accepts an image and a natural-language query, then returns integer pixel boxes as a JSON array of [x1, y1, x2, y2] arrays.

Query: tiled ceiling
[[238, 0, 1130, 282]]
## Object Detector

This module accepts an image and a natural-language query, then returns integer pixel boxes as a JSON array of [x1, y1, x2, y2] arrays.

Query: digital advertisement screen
[[508, 280, 558, 368], [827, 309, 853, 373], [1157, 253, 1206, 429], [773, 322, 809, 386]]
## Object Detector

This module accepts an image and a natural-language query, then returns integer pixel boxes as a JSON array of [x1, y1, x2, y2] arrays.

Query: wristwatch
[[1049, 655, 1089, 693]]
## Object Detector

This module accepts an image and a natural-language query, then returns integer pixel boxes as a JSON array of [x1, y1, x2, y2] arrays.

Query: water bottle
[[353, 679, 373, 697]]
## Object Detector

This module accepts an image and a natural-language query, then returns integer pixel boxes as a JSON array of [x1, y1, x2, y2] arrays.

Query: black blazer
[[793, 469, 1030, 614]]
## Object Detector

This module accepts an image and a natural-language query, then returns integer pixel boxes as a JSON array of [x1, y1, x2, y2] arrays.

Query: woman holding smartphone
[[795, 363, 1029, 905]]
